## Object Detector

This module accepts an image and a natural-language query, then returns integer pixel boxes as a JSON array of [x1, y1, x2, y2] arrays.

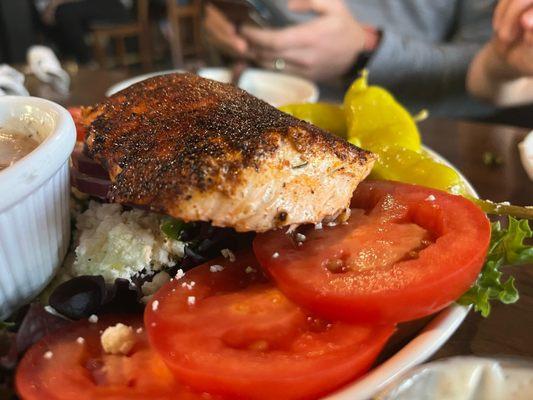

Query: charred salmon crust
[[84, 73, 376, 232]]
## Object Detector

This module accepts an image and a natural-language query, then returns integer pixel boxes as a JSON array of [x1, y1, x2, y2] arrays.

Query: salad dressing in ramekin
[[0, 128, 39, 171]]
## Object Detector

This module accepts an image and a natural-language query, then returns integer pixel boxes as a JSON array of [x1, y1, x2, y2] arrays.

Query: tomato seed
[[325, 258, 348, 273]]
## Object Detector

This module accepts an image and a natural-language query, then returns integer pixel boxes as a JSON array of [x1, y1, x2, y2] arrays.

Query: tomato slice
[[16, 315, 210, 400], [68, 107, 87, 142], [253, 180, 491, 323], [145, 252, 395, 400]]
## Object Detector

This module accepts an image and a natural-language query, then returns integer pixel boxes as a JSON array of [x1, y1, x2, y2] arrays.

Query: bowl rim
[[0, 96, 75, 212]]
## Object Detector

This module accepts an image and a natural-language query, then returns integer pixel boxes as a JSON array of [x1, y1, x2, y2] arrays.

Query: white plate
[[106, 68, 319, 107], [104, 76, 473, 398], [329, 148, 476, 399]]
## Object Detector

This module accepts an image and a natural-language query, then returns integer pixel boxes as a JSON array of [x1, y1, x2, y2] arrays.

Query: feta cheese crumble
[[187, 296, 196, 306], [182, 281, 195, 290], [142, 271, 171, 300], [221, 249, 236, 262], [210, 264, 224, 272], [72, 201, 186, 283], [100, 323, 136, 355], [295, 233, 306, 242], [88, 314, 98, 324]]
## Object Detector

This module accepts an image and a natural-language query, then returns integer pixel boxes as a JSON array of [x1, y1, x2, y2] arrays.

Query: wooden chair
[[166, 0, 203, 67], [91, 0, 152, 69]]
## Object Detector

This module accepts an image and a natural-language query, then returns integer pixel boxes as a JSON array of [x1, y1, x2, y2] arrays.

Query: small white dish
[[105, 68, 319, 107], [376, 356, 533, 399], [0, 96, 75, 318], [198, 67, 319, 107]]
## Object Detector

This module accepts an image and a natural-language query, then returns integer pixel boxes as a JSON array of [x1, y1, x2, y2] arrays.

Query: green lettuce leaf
[[458, 217, 533, 317]]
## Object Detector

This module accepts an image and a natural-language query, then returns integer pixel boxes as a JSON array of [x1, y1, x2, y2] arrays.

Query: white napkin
[[0, 65, 29, 96], [519, 130, 533, 181], [27, 45, 70, 93]]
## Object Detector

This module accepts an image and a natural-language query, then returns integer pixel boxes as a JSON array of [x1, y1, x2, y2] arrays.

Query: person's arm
[[363, 0, 495, 114], [467, 0, 533, 107]]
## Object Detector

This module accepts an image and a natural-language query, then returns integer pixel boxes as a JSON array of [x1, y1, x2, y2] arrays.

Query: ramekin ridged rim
[[0, 96, 75, 212]]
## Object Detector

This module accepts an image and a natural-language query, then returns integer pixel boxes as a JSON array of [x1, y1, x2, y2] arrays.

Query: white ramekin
[[0, 96, 75, 318]]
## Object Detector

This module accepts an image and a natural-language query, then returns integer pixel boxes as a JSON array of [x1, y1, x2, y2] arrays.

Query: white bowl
[[0, 96, 75, 318], [105, 69, 184, 97], [106, 68, 319, 107], [197, 67, 319, 107]]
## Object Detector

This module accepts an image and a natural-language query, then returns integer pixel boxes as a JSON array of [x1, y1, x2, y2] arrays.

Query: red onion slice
[[71, 167, 110, 199]]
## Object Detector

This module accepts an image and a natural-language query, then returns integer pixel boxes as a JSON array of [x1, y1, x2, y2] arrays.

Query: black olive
[[49, 275, 106, 319], [101, 278, 143, 314]]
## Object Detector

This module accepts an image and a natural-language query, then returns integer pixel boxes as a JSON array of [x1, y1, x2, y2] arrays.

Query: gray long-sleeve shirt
[[273, 0, 496, 117]]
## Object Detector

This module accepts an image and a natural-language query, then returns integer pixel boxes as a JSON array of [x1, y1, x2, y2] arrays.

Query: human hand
[[203, 4, 248, 58], [492, 0, 533, 77], [240, 0, 372, 81]]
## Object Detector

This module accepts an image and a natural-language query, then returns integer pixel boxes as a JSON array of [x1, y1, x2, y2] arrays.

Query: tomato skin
[[145, 252, 395, 400], [68, 107, 87, 142], [254, 180, 491, 324], [16, 315, 209, 400]]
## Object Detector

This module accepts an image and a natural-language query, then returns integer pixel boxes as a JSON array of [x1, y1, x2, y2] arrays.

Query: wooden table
[[26, 67, 533, 360], [420, 118, 533, 360]]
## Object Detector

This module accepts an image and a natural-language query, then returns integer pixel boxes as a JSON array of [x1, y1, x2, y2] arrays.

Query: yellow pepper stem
[[351, 69, 369, 93], [468, 197, 533, 219], [413, 109, 429, 122]]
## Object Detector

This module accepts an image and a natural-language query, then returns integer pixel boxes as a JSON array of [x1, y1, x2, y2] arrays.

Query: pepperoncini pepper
[[369, 146, 466, 194], [343, 70, 421, 152], [279, 103, 347, 138], [280, 70, 467, 195]]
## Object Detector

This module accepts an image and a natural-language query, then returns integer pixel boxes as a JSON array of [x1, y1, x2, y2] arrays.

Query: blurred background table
[[26, 66, 533, 360]]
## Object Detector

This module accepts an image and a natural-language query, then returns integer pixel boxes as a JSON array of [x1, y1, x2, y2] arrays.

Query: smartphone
[[209, 0, 292, 28]]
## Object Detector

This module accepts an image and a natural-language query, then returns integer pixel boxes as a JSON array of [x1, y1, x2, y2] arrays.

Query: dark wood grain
[[26, 68, 533, 361], [419, 118, 533, 360], [24, 66, 135, 107]]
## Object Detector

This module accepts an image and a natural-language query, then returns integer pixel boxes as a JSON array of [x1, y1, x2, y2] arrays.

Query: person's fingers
[[254, 57, 309, 77], [493, 0, 512, 31], [248, 46, 314, 69], [525, 28, 533, 45], [288, 0, 342, 14], [205, 5, 234, 37], [204, 4, 247, 55], [498, 0, 533, 42], [522, 6, 533, 29], [288, 0, 313, 12], [240, 23, 314, 51]]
